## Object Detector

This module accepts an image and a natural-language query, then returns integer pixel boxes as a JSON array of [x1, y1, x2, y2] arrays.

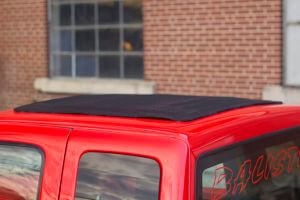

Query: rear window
[[75, 153, 161, 200], [196, 127, 300, 200], [0, 143, 43, 200]]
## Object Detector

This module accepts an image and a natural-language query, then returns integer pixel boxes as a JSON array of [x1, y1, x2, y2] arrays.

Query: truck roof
[[1, 101, 300, 155], [14, 94, 279, 121], [0, 95, 296, 134]]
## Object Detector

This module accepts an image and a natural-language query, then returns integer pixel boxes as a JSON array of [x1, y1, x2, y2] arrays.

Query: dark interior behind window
[[196, 127, 300, 200]]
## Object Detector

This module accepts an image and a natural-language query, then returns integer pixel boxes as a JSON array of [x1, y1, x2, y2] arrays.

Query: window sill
[[263, 85, 300, 104], [34, 78, 156, 95]]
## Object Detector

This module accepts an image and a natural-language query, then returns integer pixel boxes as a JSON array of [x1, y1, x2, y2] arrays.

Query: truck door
[[0, 123, 71, 200], [59, 128, 190, 200]]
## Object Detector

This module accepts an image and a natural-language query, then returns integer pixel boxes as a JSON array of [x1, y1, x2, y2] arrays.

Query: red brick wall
[[0, 0, 48, 110], [144, 0, 282, 99], [0, 0, 282, 110]]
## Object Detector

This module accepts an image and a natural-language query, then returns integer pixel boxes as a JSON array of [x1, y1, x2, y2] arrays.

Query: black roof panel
[[14, 95, 281, 122]]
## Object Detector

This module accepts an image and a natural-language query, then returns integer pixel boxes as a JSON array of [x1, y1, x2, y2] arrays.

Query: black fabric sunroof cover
[[14, 95, 281, 122]]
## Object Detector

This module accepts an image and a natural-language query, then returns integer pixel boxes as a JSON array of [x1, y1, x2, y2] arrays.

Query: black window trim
[[195, 125, 300, 200], [0, 141, 45, 200]]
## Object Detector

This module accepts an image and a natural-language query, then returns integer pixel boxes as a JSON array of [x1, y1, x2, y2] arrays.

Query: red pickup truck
[[0, 95, 299, 200]]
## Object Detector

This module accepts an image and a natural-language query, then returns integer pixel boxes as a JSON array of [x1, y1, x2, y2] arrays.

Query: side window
[[197, 127, 300, 200], [75, 153, 160, 200], [0, 143, 43, 200]]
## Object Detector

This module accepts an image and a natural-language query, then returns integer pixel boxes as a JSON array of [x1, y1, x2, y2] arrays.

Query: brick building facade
[[0, 0, 299, 110]]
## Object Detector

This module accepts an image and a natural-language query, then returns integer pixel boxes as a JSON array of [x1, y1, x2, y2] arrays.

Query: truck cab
[[0, 95, 299, 200]]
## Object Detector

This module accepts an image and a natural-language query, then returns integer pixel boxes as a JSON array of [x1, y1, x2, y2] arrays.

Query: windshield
[[196, 127, 300, 200]]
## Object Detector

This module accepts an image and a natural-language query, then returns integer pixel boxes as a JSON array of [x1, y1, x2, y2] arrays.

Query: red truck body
[[0, 103, 299, 200]]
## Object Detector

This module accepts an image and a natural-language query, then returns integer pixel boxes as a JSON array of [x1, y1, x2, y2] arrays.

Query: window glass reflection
[[76, 56, 96, 77], [198, 129, 300, 200], [60, 30, 72, 51], [0, 144, 43, 200], [53, 55, 72, 76], [75, 153, 160, 200]]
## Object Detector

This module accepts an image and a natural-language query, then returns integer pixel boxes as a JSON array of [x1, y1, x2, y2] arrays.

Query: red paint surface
[[0, 104, 299, 200]]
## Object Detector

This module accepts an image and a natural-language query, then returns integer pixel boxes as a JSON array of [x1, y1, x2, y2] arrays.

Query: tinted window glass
[[98, 2, 120, 24], [76, 30, 95, 51], [124, 29, 143, 51], [0, 144, 43, 200], [124, 56, 144, 79], [75, 153, 160, 200], [75, 4, 95, 25], [99, 56, 120, 78], [76, 56, 96, 77], [124, 0, 143, 23], [99, 29, 120, 51], [59, 4, 71, 26], [60, 30, 72, 51], [53, 55, 72, 76], [197, 127, 300, 200]]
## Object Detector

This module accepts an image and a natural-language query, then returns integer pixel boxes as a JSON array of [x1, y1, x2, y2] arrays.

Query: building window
[[49, 0, 144, 79], [284, 0, 300, 86]]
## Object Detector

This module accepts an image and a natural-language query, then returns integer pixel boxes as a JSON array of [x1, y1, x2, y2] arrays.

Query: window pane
[[124, 29, 143, 51], [53, 55, 72, 76], [59, 4, 71, 26], [76, 56, 96, 77], [124, 0, 143, 24], [197, 128, 300, 200], [76, 30, 95, 51], [98, 1, 119, 24], [60, 30, 72, 51], [0, 144, 43, 200], [99, 56, 120, 78], [99, 29, 120, 51], [75, 153, 160, 200], [75, 4, 95, 25], [124, 56, 144, 79]]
